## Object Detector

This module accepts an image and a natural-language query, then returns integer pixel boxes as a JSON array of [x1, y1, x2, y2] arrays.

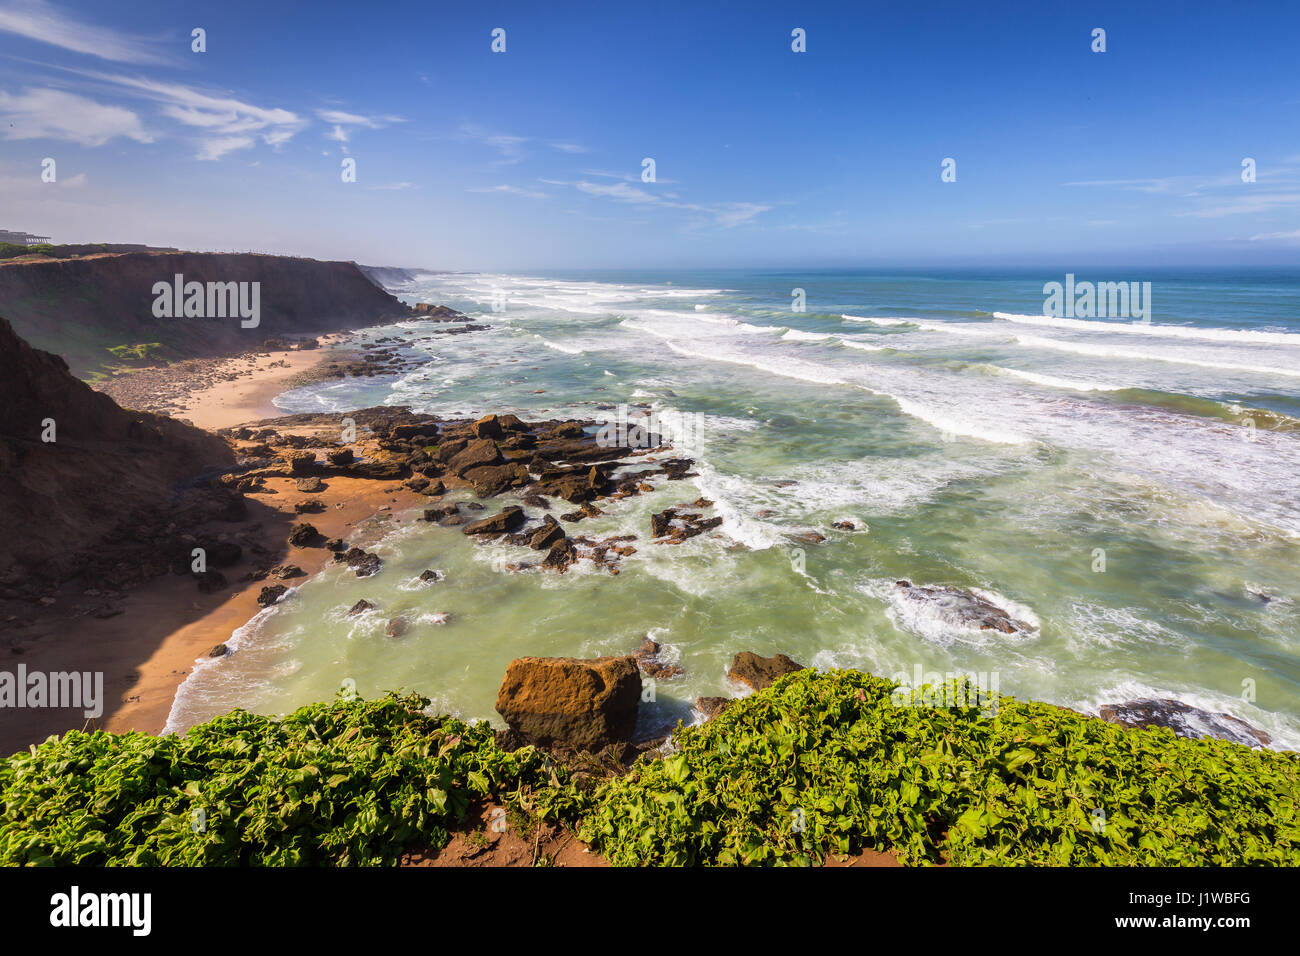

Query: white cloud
[[365, 181, 413, 191], [469, 184, 548, 199], [197, 136, 254, 161], [316, 109, 404, 143], [568, 178, 769, 227], [551, 142, 587, 153], [0, 87, 151, 145], [0, 0, 171, 65], [61, 70, 307, 158], [1248, 228, 1300, 241]]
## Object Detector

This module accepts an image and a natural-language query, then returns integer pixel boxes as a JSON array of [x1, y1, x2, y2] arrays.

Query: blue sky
[[0, 0, 1297, 269]]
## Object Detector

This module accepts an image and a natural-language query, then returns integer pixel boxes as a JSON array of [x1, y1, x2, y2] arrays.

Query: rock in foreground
[[496, 656, 641, 750]]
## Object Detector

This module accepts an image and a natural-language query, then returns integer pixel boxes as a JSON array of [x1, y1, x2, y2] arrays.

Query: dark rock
[[462, 506, 525, 537], [347, 599, 375, 616], [541, 537, 577, 572], [448, 438, 502, 476], [257, 584, 289, 607], [208, 643, 229, 658], [891, 581, 1032, 635], [529, 515, 566, 551], [326, 447, 355, 466], [462, 461, 530, 497], [1099, 698, 1272, 748], [288, 522, 319, 547], [295, 476, 324, 493]]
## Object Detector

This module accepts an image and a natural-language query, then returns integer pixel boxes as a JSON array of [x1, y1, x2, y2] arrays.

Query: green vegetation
[[582, 671, 1299, 865], [106, 342, 166, 363], [0, 242, 173, 261], [0, 693, 572, 865], [2, 671, 1296, 866]]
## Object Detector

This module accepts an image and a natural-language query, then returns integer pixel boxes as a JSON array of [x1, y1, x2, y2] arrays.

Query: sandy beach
[[0, 345, 422, 754], [93, 334, 350, 431]]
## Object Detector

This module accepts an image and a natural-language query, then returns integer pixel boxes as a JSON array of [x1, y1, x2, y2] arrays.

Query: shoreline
[[92, 333, 350, 431]]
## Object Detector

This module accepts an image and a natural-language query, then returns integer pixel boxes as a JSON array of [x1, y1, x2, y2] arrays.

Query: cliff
[[0, 251, 410, 377], [0, 316, 237, 592]]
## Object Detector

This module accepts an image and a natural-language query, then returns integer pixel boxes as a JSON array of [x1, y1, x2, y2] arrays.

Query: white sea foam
[[990, 365, 1124, 392], [841, 315, 915, 326], [1015, 334, 1300, 379], [994, 311, 1300, 346]]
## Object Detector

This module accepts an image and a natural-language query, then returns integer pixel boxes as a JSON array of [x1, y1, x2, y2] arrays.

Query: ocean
[[164, 267, 1300, 749]]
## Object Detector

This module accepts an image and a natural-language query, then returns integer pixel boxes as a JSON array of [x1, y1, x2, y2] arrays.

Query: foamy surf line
[[1015, 334, 1300, 378], [994, 311, 1300, 346], [658, 339, 1030, 444], [991, 366, 1124, 392]]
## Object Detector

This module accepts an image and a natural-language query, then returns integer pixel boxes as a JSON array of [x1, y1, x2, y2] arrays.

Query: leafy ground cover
[[3, 671, 1296, 866]]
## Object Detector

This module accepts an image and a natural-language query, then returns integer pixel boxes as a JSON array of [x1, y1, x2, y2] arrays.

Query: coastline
[[0, 340, 423, 753], [92, 333, 350, 431]]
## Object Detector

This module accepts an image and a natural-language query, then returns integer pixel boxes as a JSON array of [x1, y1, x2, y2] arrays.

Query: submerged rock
[[1100, 698, 1272, 748], [892, 580, 1032, 635], [495, 655, 641, 750]]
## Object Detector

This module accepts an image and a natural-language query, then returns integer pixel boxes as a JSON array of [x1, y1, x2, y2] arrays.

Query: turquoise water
[[166, 268, 1300, 748]]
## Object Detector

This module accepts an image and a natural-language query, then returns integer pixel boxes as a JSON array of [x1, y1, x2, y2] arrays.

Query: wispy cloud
[[365, 181, 414, 191], [552, 177, 769, 227], [317, 108, 404, 144], [456, 123, 527, 164], [0, 87, 152, 145], [550, 142, 587, 153], [1249, 229, 1300, 241], [469, 184, 548, 199], [0, 0, 171, 65], [53, 68, 307, 159]]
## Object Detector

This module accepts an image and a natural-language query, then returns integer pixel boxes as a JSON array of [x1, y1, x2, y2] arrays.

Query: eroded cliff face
[[0, 316, 237, 592], [0, 252, 409, 376]]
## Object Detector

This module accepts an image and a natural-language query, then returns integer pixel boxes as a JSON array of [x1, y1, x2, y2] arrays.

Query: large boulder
[[728, 651, 807, 692], [495, 656, 641, 750], [462, 461, 530, 497], [448, 438, 502, 476]]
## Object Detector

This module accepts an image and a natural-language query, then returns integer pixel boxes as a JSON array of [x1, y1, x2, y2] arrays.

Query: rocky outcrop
[[727, 651, 808, 692], [0, 316, 236, 596], [1100, 698, 1272, 748], [495, 656, 641, 750]]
